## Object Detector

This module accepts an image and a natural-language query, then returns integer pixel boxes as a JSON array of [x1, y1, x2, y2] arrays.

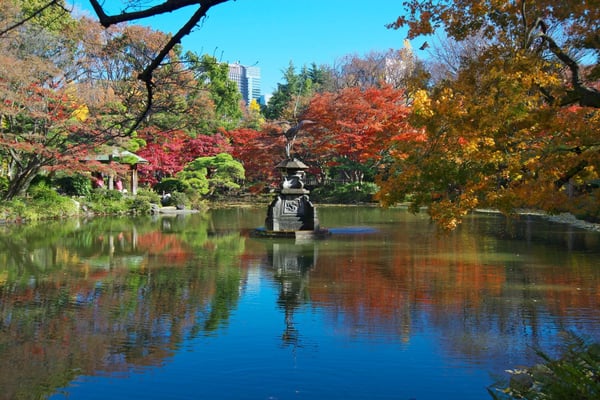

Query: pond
[[0, 206, 599, 400]]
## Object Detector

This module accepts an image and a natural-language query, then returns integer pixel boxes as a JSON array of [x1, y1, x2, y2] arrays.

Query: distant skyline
[[70, 1, 429, 95]]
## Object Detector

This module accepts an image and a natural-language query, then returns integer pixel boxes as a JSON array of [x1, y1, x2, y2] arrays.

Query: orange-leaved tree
[[301, 85, 415, 184], [224, 125, 287, 190], [380, 0, 600, 229]]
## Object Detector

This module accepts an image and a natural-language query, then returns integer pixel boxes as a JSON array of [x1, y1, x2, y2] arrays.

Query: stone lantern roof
[[275, 158, 309, 171]]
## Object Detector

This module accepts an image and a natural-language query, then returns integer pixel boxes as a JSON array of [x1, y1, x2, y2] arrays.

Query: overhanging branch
[[532, 20, 600, 108], [88, 0, 231, 134]]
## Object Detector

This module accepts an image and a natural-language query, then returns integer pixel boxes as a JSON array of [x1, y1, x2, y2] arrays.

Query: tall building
[[228, 63, 262, 106]]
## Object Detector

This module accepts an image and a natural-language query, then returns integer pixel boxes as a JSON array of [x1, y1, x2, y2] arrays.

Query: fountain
[[254, 121, 330, 239]]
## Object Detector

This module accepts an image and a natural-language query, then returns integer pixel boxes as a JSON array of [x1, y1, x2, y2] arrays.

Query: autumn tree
[[85, 0, 231, 132], [380, 0, 600, 229], [136, 128, 231, 186], [301, 85, 413, 184], [2, 1, 234, 134], [0, 1, 114, 199], [223, 126, 284, 190]]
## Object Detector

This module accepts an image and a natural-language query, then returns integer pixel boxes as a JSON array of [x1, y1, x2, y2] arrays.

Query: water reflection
[[0, 208, 598, 400], [264, 240, 317, 346], [0, 215, 244, 399]]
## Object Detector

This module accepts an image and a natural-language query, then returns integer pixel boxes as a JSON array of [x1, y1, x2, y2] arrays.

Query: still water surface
[[0, 206, 599, 399]]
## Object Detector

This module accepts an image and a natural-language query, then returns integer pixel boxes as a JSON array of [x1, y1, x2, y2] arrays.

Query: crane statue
[[279, 120, 316, 159]]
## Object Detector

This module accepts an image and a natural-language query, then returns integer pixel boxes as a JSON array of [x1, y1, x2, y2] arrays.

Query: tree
[[264, 62, 333, 121], [0, 0, 72, 36], [186, 53, 243, 130], [223, 126, 284, 189], [242, 98, 265, 130], [380, 0, 600, 229], [302, 85, 413, 184], [2, 1, 234, 134], [0, 1, 117, 199], [177, 153, 245, 197], [86, 0, 231, 132], [136, 128, 231, 186], [332, 48, 418, 90], [389, 1, 600, 107]]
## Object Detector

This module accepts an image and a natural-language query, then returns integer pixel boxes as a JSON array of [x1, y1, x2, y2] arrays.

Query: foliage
[[302, 85, 412, 183], [0, 2, 144, 200], [0, 175, 8, 196], [488, 333, 600, 400], [153, 178, 189, 196], [311, 182, 379, 204], [133, 187, 161, 205], [136, 129, 231, 186], [82, 188, 129, 215], [380, 0, 600, 230], [177, 153, 245, 198], [128, 188, 160, 214], [243, 98, 265, 130], [0, 187, 79, 222], [226, 85, 412, 193], [332, 48, 424, 91], [82, 0, 232, 133], [264, 62, 333, 121], [168, 191, 189, 209], [53, 173, 92, 197], [185, 53, 243, 130], [0, 21, 93, 199], [223, 126, 283, 187]]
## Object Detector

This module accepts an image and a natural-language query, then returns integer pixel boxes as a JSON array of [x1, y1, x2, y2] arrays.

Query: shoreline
[[474, 208, 600, 232]]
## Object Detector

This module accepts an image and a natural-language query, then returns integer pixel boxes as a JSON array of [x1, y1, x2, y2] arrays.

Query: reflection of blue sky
[[52, 269, 489, 400], [57, 283, 490, 400]]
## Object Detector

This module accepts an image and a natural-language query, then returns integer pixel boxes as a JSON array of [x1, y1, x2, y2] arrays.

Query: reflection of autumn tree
[[308, 231, 506, 343], [302, 217, 600, 362], [0, 214, 247, 399]]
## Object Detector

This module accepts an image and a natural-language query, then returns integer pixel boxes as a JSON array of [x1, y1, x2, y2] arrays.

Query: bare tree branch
[[87, 0, 231, 134], [526, 19, 600, 108]]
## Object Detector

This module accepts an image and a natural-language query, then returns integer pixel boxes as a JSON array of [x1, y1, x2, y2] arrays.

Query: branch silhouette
[[88, 0, 231, 134]]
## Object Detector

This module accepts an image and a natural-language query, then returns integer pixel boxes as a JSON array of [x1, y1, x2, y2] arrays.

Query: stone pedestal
[[265, 190, 319, 232]]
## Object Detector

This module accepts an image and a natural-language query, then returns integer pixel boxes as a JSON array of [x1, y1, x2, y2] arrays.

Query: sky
[[70, 1, 427, 95]]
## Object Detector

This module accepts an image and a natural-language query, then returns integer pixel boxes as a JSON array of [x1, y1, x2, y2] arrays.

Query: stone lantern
[[264, 158, 321, 235]]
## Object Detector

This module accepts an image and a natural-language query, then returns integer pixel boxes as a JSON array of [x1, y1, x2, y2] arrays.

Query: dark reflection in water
[[0, 207, 598, 400]]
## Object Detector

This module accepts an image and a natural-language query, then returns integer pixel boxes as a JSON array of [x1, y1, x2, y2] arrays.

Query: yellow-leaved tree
[[379, 0, 600, 230]]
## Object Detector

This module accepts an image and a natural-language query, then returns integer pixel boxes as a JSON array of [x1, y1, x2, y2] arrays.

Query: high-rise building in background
[[228, 63, 262, 106]]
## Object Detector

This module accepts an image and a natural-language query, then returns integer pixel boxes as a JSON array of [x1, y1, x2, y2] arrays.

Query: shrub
[[168, 191, 189, 209], [312, 182, 379, 204], [0, 175, 8, 196], [54, 173, 92, 196], [154, 178, 188, 195], [83, 188, 128, 214], [488, 333, 600, 400], [135, 188, 161, 204], [128, 188, 160, 214]]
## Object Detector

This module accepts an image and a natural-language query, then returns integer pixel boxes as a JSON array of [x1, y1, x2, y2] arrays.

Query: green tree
[[177, 153, 244, 197], [186, 53, 243, 130], [264, 62, 319, 121]]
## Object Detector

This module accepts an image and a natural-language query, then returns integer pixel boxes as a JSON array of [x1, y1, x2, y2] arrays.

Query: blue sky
[[71, 1, 425, 95]]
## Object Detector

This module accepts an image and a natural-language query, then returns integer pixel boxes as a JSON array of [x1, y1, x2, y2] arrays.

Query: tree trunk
[[3, 167, 41, 200]]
